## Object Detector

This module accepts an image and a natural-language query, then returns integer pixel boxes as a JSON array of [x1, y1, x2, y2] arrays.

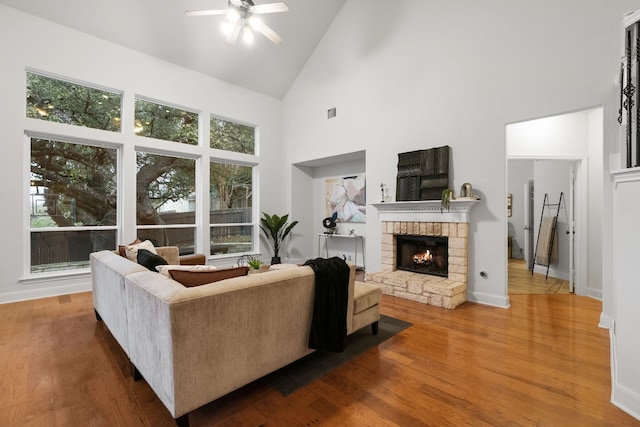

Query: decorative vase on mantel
[[271, 256, 281, 265]]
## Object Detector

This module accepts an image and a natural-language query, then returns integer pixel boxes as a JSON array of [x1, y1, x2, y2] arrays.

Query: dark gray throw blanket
[[304, 257, 350, 353]]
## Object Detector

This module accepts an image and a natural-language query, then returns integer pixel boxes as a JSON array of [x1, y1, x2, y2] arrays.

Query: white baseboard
[[599, 312, 614, 330], [467, 291, 510, 308], [612, 382, 640, 422], [0, 282, 91, 304], [587, 287, 603, 300]]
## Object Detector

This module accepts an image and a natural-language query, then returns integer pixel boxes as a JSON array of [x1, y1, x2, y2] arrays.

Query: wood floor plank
[[0, 289, 638, 426]]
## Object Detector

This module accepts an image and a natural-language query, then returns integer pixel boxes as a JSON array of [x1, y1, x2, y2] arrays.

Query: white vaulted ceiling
[[0, 0, 346, 99]]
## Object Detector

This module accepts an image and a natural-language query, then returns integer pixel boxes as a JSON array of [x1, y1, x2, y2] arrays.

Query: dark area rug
[[263, 315, 412, 396]]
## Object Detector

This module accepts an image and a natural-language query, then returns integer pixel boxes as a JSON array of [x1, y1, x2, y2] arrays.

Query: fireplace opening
[[396, 235, 448, 277]]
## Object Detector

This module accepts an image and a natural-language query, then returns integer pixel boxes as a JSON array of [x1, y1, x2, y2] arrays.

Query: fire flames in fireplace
[[412, 250, 433, 265]]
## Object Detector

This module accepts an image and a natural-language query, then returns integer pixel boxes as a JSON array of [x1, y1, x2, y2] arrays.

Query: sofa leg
[[130, 361, 142, 381], [94, 309, 102, 321], [371, 321, 379, 335], [176, 414, 189, 427]]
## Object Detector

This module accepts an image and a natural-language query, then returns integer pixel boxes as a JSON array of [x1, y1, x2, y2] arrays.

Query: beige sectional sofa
[[90, 248, 381, 427]]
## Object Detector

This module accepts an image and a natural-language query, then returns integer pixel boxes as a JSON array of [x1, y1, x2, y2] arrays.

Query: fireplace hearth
[[397, 235, 448, 277]]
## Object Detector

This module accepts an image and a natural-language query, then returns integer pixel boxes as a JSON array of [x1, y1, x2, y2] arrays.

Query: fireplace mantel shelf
[[371, 198, 480, 223]]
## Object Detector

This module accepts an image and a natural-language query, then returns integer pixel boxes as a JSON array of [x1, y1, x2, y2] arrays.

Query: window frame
[[210, 113, 258, 155], [134, 94, 201, 146], [209, 158, 257, 257], [134, 148, 199, 256], [26, 68, 123, 133], [25, 132, 122, 276]]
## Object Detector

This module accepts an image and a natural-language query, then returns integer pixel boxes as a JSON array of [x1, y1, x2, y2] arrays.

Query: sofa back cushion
[[137, 249, 169, 271], [169, 266, 249, 287]]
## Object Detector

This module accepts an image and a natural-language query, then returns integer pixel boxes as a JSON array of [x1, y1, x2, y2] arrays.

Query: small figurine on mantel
[[458, 182, 478, 200]]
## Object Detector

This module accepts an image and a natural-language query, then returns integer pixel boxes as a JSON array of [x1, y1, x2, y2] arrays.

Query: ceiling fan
[[185, 0, 289, 46]]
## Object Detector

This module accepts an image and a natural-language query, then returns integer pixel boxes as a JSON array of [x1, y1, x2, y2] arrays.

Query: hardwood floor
[[508, 258, 571, 295], [1, 290, 637, 426]]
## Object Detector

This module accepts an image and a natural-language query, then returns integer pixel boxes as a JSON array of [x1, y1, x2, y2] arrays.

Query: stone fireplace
[[366, 199, 478, 309]]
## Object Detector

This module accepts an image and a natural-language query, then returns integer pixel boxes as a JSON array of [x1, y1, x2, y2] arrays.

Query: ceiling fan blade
[[229, 0, 243, 6], [225, 22, 242, 46], [184, 9, 227, 16], [250, 2, 289, 14], [251, 19, 283, 44]]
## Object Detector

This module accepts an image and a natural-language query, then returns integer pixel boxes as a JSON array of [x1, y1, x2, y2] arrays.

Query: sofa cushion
[[125, 240, 157, 261], [118, 238, 142, 257], [156, 264, 217, 277], [353, 281, 382, 314], [169, 266, 249, 287], [137, 249, 169, 272]]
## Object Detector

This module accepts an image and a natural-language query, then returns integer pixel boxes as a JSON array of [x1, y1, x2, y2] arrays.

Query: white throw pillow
[[155, 264, 217, 277], [125, 240, 157, 261]]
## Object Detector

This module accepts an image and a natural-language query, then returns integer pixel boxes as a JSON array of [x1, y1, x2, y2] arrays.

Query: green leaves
[[260, 212, 298, 257], [26, 72, 121, 131]]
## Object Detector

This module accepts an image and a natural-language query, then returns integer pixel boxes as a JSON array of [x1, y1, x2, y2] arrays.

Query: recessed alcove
[[291, 151, 366, 263]]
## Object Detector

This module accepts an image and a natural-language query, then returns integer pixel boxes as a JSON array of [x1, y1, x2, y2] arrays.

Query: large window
[[26, 72, 121, 132], [136, 152, 196, 255], [29, 138, 117, 272], [25, 71, 261, 274], [210, 162, 254, 255]]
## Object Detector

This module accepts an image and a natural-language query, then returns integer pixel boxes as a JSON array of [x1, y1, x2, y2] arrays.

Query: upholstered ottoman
[[351, 281, 382, 334]]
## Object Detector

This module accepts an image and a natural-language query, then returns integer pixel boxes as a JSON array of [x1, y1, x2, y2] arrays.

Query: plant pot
[[271, 256, 281, 265]]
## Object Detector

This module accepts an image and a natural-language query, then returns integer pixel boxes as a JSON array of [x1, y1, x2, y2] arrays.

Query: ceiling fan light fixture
[[248, 16, 262, 29], [221, 21, 234, 35], [186, 1, 288, 45], [226, 8, 241, 23], [242, 26, 254, 44]]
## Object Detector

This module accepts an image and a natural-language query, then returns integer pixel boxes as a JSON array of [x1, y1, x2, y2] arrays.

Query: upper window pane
[[136, 151, 196, 230], [135, 99, 198, 145], [30, 138, 117, 228], [26, 72, 121, 132], [210, 117, 255, 154]]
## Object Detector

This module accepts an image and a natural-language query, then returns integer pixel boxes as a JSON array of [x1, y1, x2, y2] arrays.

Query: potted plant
[[260, 212, 298, 265], [441, 188, 455, 211], [247, 258, 264, 273]]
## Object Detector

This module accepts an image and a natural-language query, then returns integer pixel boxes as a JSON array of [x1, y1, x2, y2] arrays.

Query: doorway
[[507, 159, 575, 295], [505, 107, 601, 298]]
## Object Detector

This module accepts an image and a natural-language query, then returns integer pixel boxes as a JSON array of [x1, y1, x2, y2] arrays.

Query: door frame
[[506, 156, 586, 296]]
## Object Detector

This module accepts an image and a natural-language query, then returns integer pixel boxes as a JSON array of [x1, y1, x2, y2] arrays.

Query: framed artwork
[[507, 193, 512, 217], [326, 175, 366, 223]]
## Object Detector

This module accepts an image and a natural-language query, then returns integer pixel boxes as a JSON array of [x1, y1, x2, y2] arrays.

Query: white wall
[[0, 6, 284, 302], [283, 0, 636, 308], [507, 160, 533, 259]]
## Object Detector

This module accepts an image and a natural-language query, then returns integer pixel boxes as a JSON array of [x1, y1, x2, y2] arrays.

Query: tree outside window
[[210, 116, 255, 154], [26, 72, 121, 131], [137, 152, 196, 255], [26, 71, 260, 271], [29, 138, 117, 272], [210, 162, 253, 255], [135, 99, 198, 145]]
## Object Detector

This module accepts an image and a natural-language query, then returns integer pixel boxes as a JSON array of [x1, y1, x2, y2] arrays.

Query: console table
[[317, 234, 365, 270]]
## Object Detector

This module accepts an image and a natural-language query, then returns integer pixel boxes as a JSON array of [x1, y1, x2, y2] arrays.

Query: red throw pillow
[[169, 266, 249, 287]]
